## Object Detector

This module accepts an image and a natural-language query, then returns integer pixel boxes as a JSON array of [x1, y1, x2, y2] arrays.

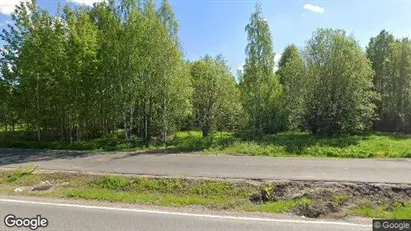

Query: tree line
[[0, 1, 410, 144]]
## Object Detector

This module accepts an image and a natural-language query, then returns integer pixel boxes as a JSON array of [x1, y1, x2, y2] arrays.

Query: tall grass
[[1, 129, 410, 158]]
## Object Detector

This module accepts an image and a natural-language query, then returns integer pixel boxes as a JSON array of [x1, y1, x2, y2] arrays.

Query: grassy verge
[[0, 169, 260, 210], [3, 130, 411, 158], [1, 169, 410, 219], [0, 130, 141, 151], [243, 197, 312, 213], [348, 202, 411, 219]]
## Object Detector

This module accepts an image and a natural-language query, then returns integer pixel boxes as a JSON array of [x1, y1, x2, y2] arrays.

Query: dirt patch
[[250, 181, 411, 218]]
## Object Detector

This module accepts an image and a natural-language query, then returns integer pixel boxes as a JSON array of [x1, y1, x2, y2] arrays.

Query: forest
[[0, 0, 410, 152]]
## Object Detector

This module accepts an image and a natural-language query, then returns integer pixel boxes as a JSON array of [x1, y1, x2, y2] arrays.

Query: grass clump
[[3, 166, 37, 183], [243, 197, 311, 213], [92, 175, 131, 190], [348, 201, 411, 219], [332, 193, 350, 206]]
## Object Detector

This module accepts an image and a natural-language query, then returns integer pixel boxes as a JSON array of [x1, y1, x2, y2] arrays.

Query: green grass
[[66, 189, 241, 208], [243, 197, 311, 213], [1, 130, 411, 158], [0, 129, 141, 151], [209, 132, 411, 158], [0, 171, 305, 212], [332, 193, 350, 206], [170, 131, 411, 158], [91, 175, 252, 197], [1, 170, 410, 219], [0, 124, 25, 132], [348, 202, 411, 219], [0, 172, 257, 210], [1, 166, 37, 183]]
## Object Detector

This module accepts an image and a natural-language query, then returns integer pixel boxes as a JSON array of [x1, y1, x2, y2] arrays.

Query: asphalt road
[[0, 198, 371, 231], [1, 149, 410, 183]]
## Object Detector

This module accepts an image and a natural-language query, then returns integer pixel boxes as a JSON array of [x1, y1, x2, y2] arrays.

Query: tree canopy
[[1, 1, 410, 142]]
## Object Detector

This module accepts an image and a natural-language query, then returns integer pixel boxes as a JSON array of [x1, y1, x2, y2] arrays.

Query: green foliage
[[1, 171, 410, 218], [169, 131, 411, 158], [0, 0, 191, 145], [0, 130, 140, 151], [0, 171, 312, 212], [367, 31, 411, 133], [67, 188, 245, 209], [303, 29, 378, 136], [93, 175, 131, 190], [332, 194, 350, 206], [174, 131, 203, 140], [190, 55, 242, 137], [277, 44, 307, 131], [380, 38, 411, 132], [348, 201, 411, 219], [243, 197, 311, 213], [244, 201, 296, 213], [5, 166, 36, 183], [88, 174, 255, 201], [1, 130, 411, 158], [240, 3, 283, 138], [1, 1, 411, 148], [167, 131, 237, 152], [210, 132, 411, 158]]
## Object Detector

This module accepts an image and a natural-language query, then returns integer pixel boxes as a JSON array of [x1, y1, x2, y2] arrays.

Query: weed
[[347, 201, 411, 219], [332, 194, 349, 206], [92, 175, 130, 190], [5, 166, 37, 183]]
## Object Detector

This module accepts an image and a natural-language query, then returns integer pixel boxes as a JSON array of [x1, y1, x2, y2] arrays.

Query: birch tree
[[240, 3, 282, 138]]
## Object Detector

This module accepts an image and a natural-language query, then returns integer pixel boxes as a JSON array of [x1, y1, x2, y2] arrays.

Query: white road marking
[[0, 198, 371, 227]]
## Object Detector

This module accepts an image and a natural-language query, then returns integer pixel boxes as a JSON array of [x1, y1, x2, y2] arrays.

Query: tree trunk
[[36, 75, 41, 142], [202, 127, 209, 137], [163, 97, 167, 144], [129, 107, 134, 140], [123, 110, 129, 141], [144, 100, 148, 145], [145, 98, 153, 147]]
